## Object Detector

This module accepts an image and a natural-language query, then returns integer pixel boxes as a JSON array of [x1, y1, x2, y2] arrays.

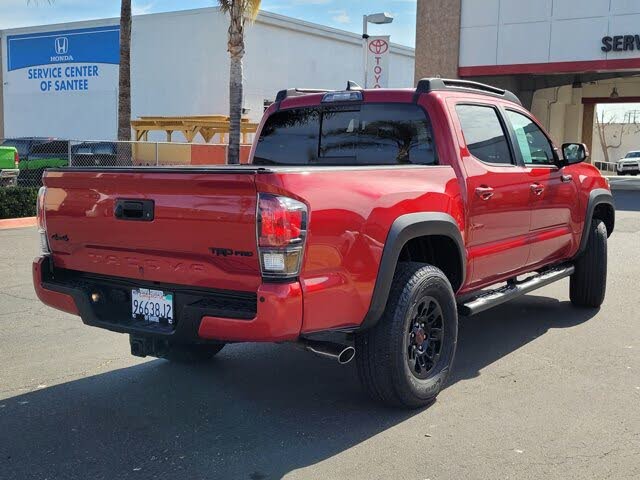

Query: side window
[[505, 110, 556, 166], [456, 104, 513, 165]]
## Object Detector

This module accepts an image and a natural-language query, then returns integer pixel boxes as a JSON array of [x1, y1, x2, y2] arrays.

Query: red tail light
[[257, 194, 308, 279], [14, 151, 19, 169], [36, 187, 50, 255]]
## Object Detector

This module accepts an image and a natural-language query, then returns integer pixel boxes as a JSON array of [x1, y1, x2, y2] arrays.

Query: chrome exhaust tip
[[298, 339, 355, 365]]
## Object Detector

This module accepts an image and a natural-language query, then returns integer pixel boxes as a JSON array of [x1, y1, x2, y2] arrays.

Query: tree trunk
[[118, 0, 132, 142], [595, 112, 610, 164], [227, 1, 245, 165]]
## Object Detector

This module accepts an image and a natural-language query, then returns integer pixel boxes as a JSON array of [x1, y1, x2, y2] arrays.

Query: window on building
[[456, 104, 513, 165], [505, 110, 556, 166]]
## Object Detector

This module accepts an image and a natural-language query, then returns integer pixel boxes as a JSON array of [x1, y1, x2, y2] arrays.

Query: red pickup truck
[[33, 79, 614, 408]]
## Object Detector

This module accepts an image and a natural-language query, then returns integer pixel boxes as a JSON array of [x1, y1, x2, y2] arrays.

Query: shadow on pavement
[[612, 190, 640, 212], [0, 295, 597, 480]]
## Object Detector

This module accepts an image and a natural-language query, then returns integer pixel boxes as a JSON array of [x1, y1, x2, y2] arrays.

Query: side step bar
[[458, 264, 575, 316]]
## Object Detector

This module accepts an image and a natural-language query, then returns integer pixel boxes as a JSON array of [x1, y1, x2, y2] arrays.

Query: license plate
[[131, 288, 174, 324]]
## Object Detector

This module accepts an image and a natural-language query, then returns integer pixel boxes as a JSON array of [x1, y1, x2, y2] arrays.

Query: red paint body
[[33, 87, 610, 342]]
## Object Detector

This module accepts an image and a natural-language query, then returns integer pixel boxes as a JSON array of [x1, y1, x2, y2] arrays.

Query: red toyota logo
[[368, 39, 389, 55]]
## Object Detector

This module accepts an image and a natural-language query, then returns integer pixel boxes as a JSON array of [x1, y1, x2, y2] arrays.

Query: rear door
[[504, 109, 579, 266], [453, 102, 532, 287]]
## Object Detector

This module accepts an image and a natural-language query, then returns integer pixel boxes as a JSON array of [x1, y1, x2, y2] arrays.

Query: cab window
[[505, 110, 556, 166], [456, 104, 513, 165]]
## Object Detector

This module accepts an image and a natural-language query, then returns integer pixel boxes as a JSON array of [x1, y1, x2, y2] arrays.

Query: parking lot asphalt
[[1, 191, 639, 480]]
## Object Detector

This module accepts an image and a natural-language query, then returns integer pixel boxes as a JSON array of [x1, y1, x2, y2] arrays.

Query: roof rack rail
[[275, 80, 363, 102], [415, 78, 522, 105]]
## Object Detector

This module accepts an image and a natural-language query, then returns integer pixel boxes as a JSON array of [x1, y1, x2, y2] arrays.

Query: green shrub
[[0, 187, 39, 219]]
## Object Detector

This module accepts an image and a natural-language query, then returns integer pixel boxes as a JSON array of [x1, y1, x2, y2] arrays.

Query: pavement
[[0, 191, 639, 480]]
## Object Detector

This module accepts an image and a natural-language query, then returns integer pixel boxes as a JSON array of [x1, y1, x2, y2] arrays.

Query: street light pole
[[362, 15, 369, 88]]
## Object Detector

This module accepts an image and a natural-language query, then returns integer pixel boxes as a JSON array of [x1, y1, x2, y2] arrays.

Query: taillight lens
[[36, 186, 50, 255], [257, 193, 307, 279], [14, 151, 19, 169]]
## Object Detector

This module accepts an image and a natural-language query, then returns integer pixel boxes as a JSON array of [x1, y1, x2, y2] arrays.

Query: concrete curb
[[0, 217, 37, 230]]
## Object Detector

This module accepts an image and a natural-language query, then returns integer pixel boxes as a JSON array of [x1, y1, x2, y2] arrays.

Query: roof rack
[[275, 80, 363, 102], [416, 78, 522, 105]]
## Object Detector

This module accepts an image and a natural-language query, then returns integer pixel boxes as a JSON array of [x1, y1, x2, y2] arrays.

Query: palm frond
[[216, 0, 261, 20]]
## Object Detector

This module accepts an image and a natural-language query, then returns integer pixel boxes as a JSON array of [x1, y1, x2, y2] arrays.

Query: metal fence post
[[155, 142, 159, 166], [68, 139, 72, 167]]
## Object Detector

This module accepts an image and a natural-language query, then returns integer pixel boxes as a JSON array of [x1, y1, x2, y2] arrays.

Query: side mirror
[[561, 143, 589, 165]]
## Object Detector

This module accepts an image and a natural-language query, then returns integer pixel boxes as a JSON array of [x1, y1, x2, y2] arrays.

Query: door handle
[[530, 183, 545, 196], [561, 174, 573, 183], [475, 186, 494, 200]]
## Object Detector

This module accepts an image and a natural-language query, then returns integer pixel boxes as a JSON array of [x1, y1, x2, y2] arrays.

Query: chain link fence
[[0, 138, 238, 189]]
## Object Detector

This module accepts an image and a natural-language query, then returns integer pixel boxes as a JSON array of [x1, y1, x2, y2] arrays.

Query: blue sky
[[0, 0, 417, 47]]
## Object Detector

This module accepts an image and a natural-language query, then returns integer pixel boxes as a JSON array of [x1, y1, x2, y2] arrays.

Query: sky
[[0, 0, 418, 47]]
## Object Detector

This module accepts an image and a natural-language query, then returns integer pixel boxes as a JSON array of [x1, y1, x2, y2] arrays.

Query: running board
[[458, 265, 575, 316]]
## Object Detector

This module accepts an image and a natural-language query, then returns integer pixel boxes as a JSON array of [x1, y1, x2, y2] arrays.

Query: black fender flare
[[574, 188, 615, 258], [358, 212, 466, 331]]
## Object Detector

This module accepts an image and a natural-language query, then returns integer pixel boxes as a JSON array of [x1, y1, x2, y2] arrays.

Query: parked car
[[0, 145, 19, 187], [616, 150, 640, 175], [70, 142, 117, 167], [33, 79, 614, 408], [2, 138, 70, 186], [16, 140, 69, 186]]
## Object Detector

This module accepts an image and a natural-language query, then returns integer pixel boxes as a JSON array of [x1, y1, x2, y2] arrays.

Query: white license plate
[[131, 288, 174, 324]]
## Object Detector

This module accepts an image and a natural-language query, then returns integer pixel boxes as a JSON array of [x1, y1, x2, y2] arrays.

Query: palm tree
[[118, 0, 132, 142], [218, 0, 261, 164]]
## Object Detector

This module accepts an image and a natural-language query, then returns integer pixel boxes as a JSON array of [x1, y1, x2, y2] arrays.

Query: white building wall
[[460, 0, 640, 67], [1, 8, 414, 141]]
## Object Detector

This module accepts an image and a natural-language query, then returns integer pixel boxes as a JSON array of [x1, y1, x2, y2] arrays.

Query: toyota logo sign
[[368, 39, 389, 55]]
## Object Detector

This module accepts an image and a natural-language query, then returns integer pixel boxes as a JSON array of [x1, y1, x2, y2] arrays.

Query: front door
[[504, 109, 579, 267], [453, 103, 532, 288]]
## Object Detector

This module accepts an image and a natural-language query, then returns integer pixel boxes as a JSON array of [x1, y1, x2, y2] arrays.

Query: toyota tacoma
[[33, 79, 615, 408]]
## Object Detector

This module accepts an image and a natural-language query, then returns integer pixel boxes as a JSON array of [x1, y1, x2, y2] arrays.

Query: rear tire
[[355, 262, 458, 408], [570, 219, 607, 308], [163, 342, 225, 363]]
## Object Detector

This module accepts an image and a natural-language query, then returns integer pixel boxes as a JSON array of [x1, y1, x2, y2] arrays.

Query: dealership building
[[417, 0, 640, 156], [0, 8, 414, 141]]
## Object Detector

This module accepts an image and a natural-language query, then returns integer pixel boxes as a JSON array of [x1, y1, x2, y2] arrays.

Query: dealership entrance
[[415, 0, 640, 155]]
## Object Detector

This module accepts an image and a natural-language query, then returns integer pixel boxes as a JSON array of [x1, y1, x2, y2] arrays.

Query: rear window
[[253, 104, 437, 166]]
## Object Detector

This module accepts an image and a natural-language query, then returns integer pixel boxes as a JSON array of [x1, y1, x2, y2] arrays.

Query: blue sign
[[7, 25, 120, 72]]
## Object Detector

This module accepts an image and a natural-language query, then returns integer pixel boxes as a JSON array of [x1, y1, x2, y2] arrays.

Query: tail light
[[257, 193, 308, 279], [14, 151, 19, 169], [36, 186, 50, 255]]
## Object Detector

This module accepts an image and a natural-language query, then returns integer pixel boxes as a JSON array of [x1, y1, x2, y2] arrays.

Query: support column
[[415, 0, 462, 82], [582, 103, 595, 163]]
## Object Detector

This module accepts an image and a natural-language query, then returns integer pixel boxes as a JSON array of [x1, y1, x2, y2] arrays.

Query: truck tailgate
[[42, 168, 262, 292]]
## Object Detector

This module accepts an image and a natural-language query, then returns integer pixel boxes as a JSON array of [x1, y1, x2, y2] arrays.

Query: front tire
[[355, 263, 458, 408], [570, 219, 607, 308]]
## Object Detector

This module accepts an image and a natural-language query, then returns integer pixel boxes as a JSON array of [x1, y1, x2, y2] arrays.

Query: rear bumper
[[0, 169, 19, 178], [32, 256, 303, 343]]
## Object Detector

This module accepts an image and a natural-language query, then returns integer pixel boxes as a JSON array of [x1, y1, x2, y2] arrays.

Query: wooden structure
[[131, 115, 259, 144]]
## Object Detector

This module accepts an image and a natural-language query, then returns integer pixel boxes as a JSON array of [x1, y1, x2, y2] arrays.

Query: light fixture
[[610, 87, 620, 99]]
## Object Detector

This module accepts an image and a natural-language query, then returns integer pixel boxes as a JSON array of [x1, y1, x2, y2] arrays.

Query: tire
[[355, 262, 458, 408], [162, 342, 225, 363], [570, 219, 607, 308]]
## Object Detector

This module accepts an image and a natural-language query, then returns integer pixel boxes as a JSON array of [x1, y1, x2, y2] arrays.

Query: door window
[[456, 104, 513, 165], [505, 110, 556, 166]]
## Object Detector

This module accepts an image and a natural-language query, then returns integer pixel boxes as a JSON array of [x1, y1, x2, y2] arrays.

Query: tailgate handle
[[114, 199, 154, 221]]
